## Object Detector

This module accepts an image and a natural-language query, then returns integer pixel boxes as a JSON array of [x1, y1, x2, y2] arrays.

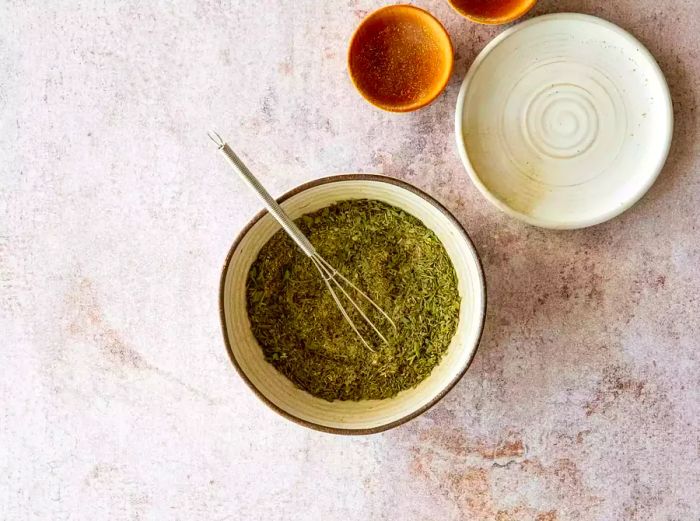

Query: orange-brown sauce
[[450, 0, 532, 20], [349, 12, 450, 108]]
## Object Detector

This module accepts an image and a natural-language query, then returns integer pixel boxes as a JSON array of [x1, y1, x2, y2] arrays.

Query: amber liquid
[[451, 0, 532, 20], [349, 11, 450, 108]]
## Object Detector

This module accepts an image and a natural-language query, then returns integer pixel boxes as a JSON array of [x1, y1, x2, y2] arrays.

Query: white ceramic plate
[[455, 13, 673, 229]]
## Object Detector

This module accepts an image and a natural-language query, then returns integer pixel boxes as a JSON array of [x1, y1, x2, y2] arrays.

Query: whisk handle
[[215, 140, 316, 257]]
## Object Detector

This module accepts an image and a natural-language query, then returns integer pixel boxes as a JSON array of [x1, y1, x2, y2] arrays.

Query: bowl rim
[[347, 4, 455, 113], [454, 12, 674, 229], [219, 173, 487, 435], [447, 0, 537, 25]]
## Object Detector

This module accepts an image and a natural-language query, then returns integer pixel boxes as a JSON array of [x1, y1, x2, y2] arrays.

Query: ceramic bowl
[[447, 0, 537, 25], [348, 5, 454, 112], [455, 13, 673, 229], [220, 175, 486, 434]]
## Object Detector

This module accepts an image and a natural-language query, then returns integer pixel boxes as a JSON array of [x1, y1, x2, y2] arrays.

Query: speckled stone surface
[[1, 1, 698, 519]]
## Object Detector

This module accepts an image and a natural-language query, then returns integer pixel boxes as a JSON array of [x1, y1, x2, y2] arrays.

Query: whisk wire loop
[[312, 255, 390, 348], [311, 257, 377, 352]]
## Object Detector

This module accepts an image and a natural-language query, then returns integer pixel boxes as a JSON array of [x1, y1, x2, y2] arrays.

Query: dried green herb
[[246, 199, 460, 401]]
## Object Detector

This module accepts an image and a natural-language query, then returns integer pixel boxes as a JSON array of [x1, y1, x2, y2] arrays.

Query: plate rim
[[454, 12, 674, 229]]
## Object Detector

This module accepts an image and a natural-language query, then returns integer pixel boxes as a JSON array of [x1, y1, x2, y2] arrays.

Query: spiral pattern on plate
[[456, 14, 672, 228]]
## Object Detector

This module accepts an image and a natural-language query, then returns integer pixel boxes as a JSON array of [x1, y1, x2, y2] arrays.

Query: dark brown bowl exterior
[[219, 174, 487, 434]]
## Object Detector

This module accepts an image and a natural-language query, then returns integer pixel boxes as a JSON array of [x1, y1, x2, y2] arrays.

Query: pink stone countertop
[[1, 1, 698, 519]]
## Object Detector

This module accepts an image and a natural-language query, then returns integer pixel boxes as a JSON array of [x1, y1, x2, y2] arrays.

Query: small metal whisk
[[209, 131, 396, 351]]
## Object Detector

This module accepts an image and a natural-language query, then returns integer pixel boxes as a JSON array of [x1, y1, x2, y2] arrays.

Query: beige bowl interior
[[221, 176, 485, 432]]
